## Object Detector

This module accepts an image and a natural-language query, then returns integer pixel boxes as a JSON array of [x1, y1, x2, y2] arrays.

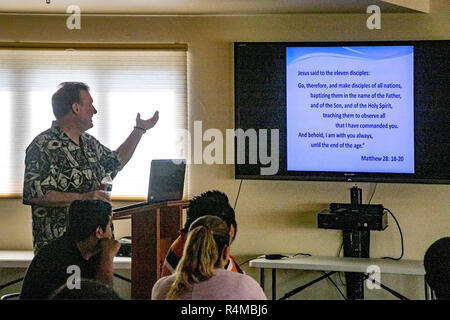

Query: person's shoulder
[[81, 131, 94, 140], [214, 268, 248, 281], [81, 132, 104, 146], [26, 127, 55, 150], [209, 269, 267, 300], [151, 274, 177, 300], [81, 132, 96, 145], [81, 132, 114, 154], [36, 236, 76, 262], [215, 269, 263, 289], [155, 273, 177, 286], [28, 239, 61, 270]]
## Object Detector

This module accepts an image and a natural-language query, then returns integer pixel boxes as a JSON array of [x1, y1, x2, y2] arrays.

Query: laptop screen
[[148, 159, 186, 202]]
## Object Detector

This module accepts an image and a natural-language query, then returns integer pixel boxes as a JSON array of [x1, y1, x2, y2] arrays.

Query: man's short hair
[[424, 237, 450, 299], [52, 82, 90, 119], [183, 190, 237, 240], [66, 200, 112, 242]]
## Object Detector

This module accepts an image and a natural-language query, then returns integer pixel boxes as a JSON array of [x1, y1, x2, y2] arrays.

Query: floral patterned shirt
[[23, 121, 121, 252]]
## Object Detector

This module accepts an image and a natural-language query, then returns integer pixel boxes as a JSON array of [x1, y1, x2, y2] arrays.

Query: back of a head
[[424, 237, 450, 299], [49, 278, 122, 300], [184, 190, 237, 238], [52, 82, 90, 120], [166, 215, 230, 299], [66, 200, 112, 242]]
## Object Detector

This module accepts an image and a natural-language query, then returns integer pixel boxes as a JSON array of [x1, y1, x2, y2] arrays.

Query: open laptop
[[113, 159, 186, 212]]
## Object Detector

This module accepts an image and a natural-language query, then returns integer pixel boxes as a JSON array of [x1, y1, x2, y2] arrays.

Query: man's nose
[[93, 106, 97, 114]]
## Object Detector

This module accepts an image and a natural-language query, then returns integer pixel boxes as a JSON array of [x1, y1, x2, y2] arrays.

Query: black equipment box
[[318, 203, 388, 231]]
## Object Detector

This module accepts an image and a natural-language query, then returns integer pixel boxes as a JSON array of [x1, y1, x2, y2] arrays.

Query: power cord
[[238, 252, 311, 267], [233, 179, 243, 210], [368, 183, 378, 204], [291, 253, 311, 258], [336, 241, 346, 286], [238, 255, 265, 267], [381, 208, 404, 260], [322, 272, 347, 300]]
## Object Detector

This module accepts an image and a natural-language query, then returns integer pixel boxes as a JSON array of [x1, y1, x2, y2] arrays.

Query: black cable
[[233, 179, 243, 210], [382, 208, 404, 261], [337, 241, 343, 257], [322, 272, 347, 300], [337, 270, 346, 287], [368, 183, 378, 204], [337, 241, 346, 286], [291, 253, 311, 257], [362, 273, 409, 300], [280, 271, 336, 300], [113, 273, 131, 283], [238, 252, 311, 267], [238, 255, 265, 267]]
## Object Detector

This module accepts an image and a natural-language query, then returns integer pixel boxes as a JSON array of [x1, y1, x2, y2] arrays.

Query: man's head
[[424, 237, 450, 299], [52, 82, 97, 130], [183, 190, 237, 242], [66, 200, 112, 242]]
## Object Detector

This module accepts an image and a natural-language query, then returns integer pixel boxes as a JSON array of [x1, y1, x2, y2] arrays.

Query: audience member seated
[[49, 278, 122, 300], [424, 237, 450, 300], [152, 215, 267, 300], [162, 190, 243, 276], [20, 200, 120, 300]]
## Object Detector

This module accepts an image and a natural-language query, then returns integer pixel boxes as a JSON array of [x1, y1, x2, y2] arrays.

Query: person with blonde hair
[[152, 215, 266, 300], [162, 190, 243, 276]]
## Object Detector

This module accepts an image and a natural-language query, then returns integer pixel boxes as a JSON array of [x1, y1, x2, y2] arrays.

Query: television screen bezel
[[234, 40, 450, 185]]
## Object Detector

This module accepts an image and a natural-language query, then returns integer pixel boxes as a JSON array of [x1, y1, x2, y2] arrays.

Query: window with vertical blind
[[0, 45, 187, 199]]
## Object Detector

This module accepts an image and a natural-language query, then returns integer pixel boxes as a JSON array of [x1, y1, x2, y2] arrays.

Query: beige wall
[[0, 0, 449, 299]]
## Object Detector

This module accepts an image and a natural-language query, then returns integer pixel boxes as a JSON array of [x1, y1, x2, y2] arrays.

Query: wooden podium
[[113, 200, 189, 299]]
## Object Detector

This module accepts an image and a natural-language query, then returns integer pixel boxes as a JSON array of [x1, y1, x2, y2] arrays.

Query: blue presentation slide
[[286, 46, 414, 173]]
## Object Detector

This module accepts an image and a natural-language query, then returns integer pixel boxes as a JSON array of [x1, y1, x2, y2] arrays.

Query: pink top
[[151, 268, 267, 300]]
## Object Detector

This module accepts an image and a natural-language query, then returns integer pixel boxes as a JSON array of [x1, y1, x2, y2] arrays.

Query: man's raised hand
[[136, 111, 159, 131]]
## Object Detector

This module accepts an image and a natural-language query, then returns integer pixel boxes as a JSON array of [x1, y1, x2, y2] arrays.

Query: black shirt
[[20, 235, 100, 300]]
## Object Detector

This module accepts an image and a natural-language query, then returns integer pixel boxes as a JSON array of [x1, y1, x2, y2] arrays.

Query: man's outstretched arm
[[115, 111, 159, 170]]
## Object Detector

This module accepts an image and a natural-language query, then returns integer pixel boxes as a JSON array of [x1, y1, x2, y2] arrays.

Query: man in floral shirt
[[23, 82, 159, 252]]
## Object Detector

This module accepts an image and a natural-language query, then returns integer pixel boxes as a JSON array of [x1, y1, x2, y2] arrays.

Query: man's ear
[[72, 103, 80, 114], [95, 226, 104, 239]]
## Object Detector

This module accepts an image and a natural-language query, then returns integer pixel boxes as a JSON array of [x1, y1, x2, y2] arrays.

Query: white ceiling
[[0, 0, 420, 15]]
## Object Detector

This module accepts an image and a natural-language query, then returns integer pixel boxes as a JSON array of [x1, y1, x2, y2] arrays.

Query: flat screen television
[[234, 40, 450, 184]]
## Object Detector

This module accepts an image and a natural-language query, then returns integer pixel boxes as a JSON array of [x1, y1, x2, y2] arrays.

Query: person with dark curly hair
[[161, 190, 243, 277]]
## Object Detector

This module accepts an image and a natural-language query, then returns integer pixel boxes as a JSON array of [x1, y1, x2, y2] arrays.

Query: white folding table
[[250, 255, 429, 300]]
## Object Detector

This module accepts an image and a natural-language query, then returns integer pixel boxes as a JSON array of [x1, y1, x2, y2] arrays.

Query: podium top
[[113, 200, 190, 220]]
